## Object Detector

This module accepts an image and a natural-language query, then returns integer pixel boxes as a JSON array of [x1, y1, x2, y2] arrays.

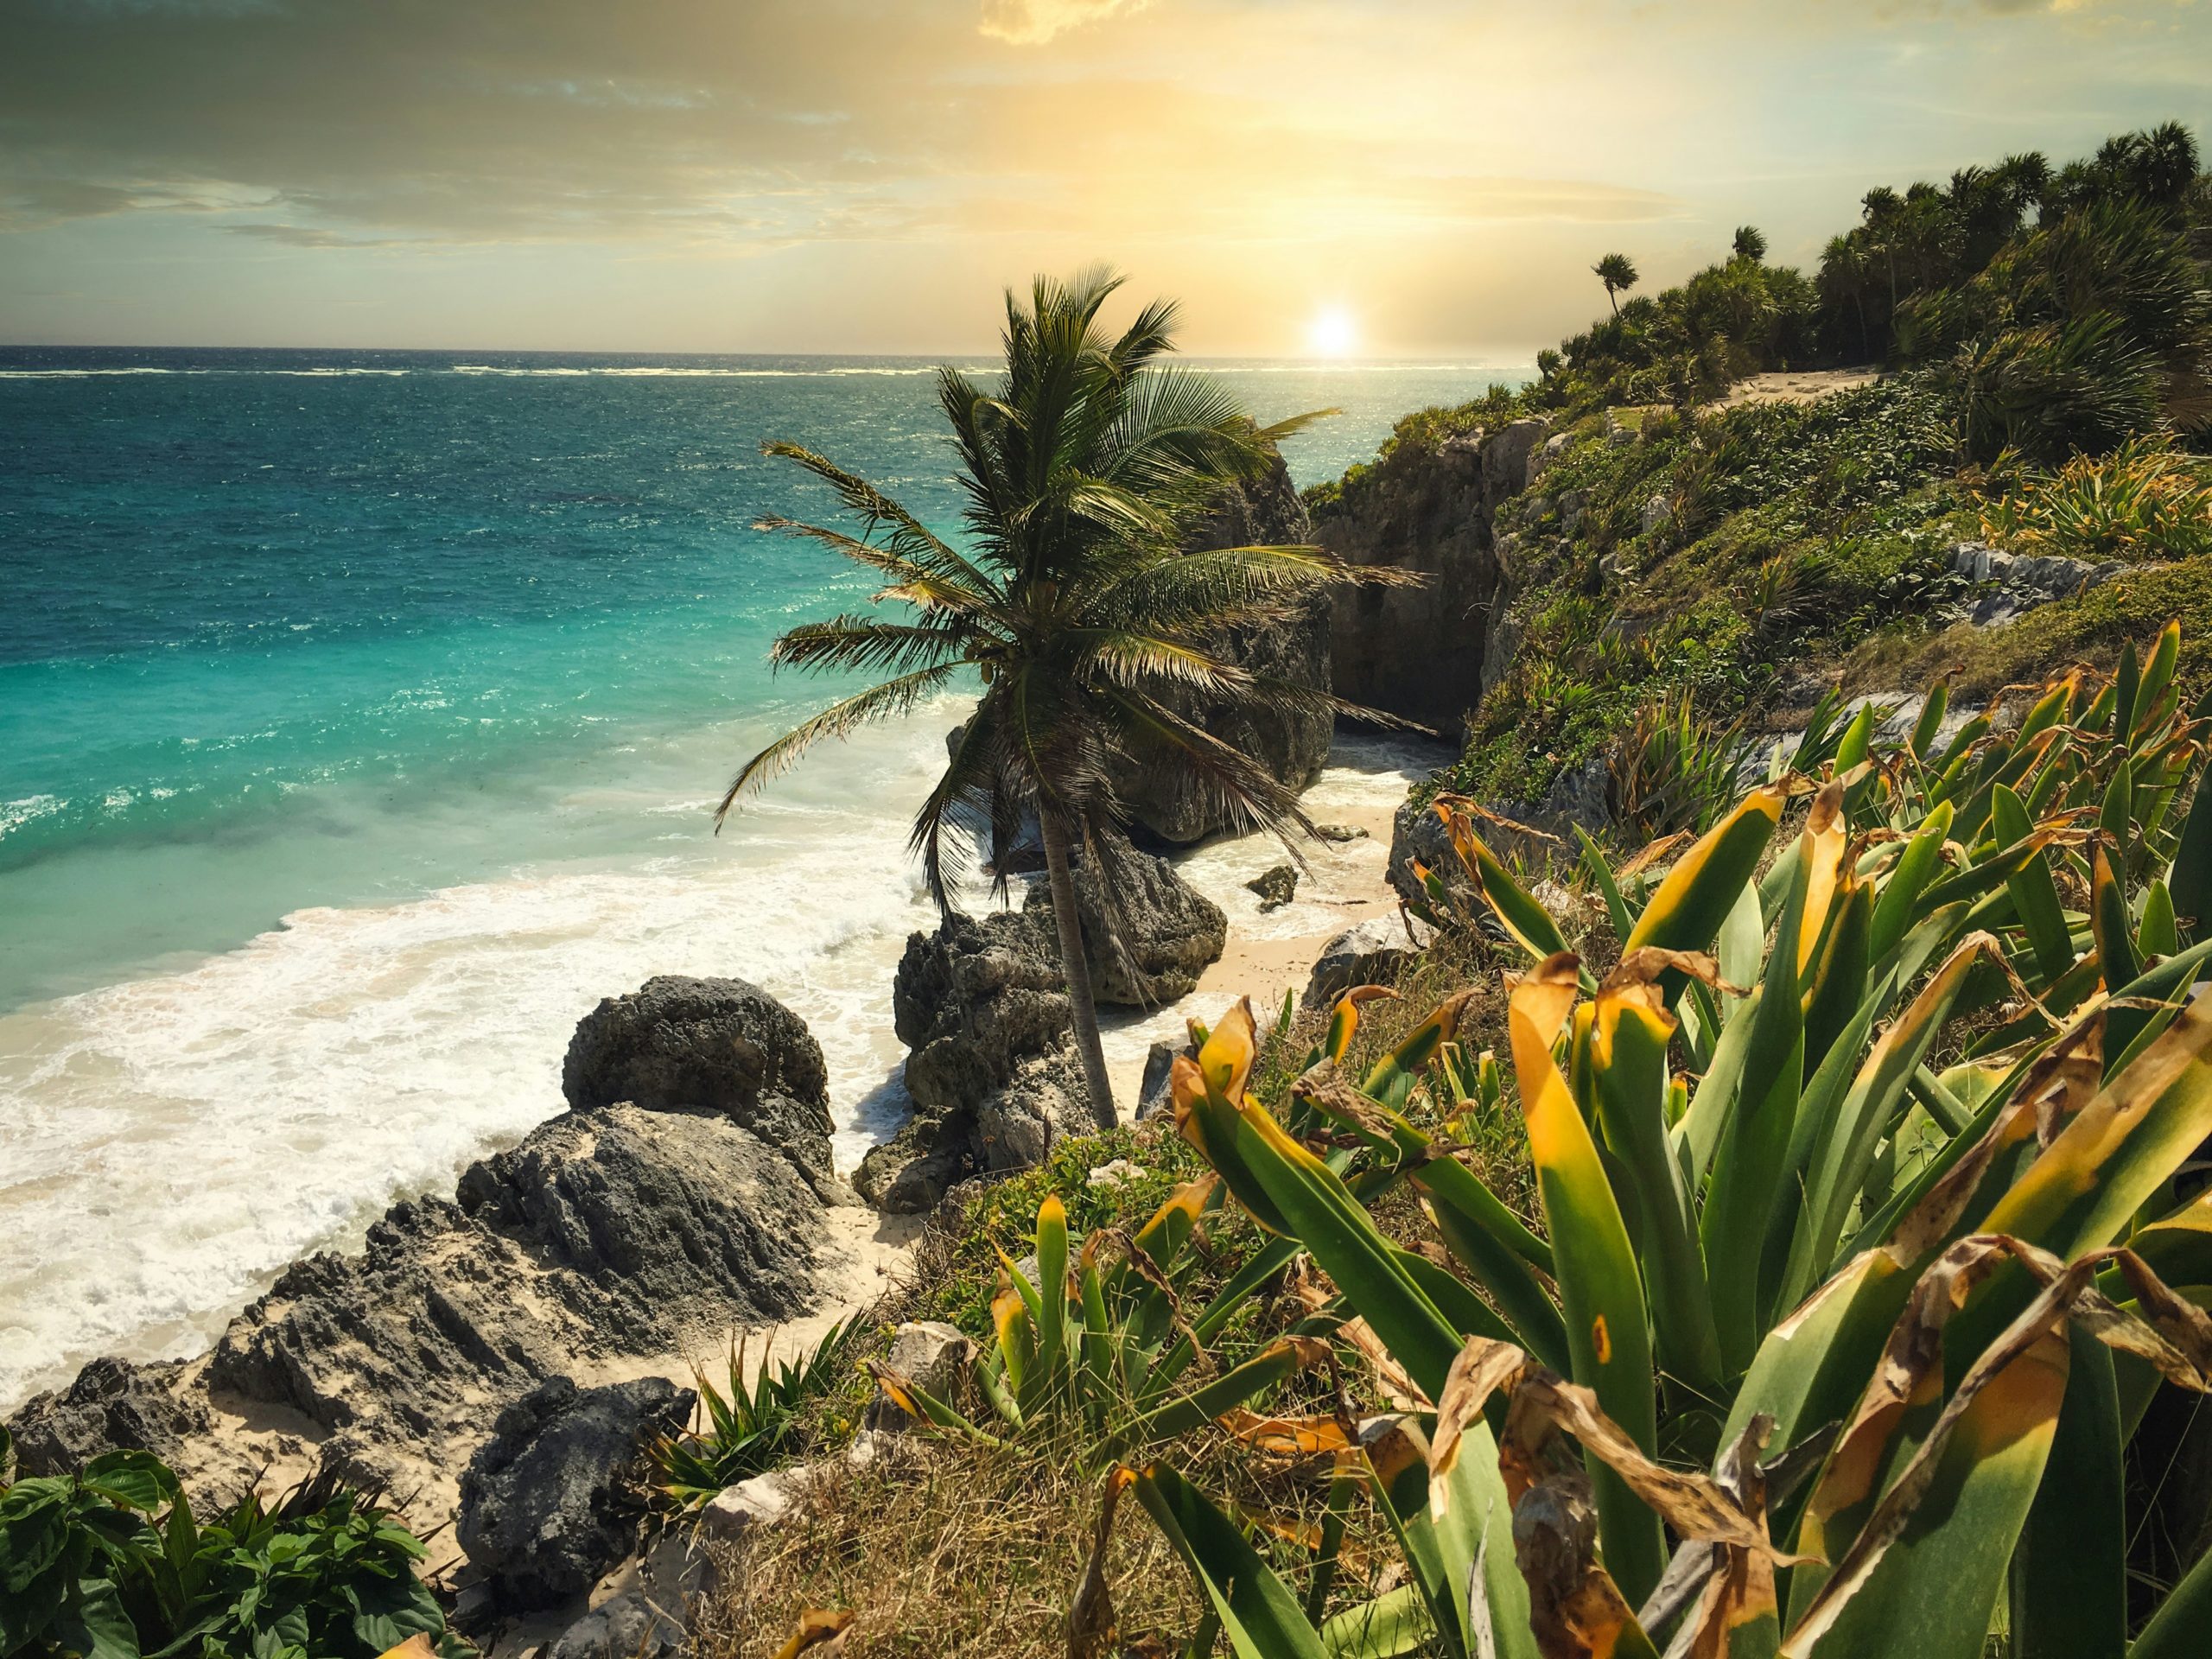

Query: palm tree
[[1731, 225, 1768, 264], [717, 268, 1397, 1128], [1593, 252, 1640, 316]]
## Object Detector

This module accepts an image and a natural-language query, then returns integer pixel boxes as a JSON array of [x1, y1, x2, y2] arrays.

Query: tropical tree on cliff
[[1593, 251, 1639, 315], [1731, 223, 1767, 262], [720, 267, 1392, 1127]]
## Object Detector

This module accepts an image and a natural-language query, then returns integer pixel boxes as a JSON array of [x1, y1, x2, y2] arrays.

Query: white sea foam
[[0, 708, 969, 1409], [0, 715, 1427, 1413]]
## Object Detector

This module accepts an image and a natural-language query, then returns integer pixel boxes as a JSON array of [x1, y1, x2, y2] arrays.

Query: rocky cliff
[[1314, 416, 1557, 730]]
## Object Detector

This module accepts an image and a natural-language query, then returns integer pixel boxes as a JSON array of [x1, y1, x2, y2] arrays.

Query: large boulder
[[1304, 916, 1435, 1007], [1116, 456, 1335, 842], [457, 1376, 692, 1612], [861, 844, 1224, 1211], [10, 982, 841, 1534], [1027, 840, 1226, 1006], [563, 976, 836, 1192], [1317, 420, 1550, 729]]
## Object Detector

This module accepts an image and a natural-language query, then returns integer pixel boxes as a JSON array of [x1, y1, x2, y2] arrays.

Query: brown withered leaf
[[771, 1607, 855, 1659], [1783, 1233, 2212, 1656], [1216, 1408, 1354, 1459], [1067, 1466, 1135, 1659]]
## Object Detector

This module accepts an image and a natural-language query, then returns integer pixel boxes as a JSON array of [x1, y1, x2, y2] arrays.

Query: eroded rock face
[[1317, 419, 1552, 729], [457, 1376, 692, 1612], [8, 980, 839, 1532], [1027, 840, 1226, 1007], [5, 1357, 210, 1479], [1116, 456, 1334, 842], [861, 843, 1224, 1210], [563, 975, 836, 1193]]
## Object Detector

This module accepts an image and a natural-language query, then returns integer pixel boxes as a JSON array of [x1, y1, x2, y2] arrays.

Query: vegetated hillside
[[1312, 122, 2212, 831]]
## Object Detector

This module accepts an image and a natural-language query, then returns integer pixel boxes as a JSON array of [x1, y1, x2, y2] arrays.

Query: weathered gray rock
[[563, 976, 836, 1193], [700, 1465, 810, 1543], [11, 984, 839, 1529], [1305, 916, 1435, 1007], [1116, 455, 1333, 842], [1313, 822, 1369, 843], [4, 1357, 210, 1479], [1639, 494, 1672, 537], [458, 1376, 692, 1613], [976, 1047, 1096, 1173], [867, 1321, 974, 1431], [1028, 839, 1226, 1006], [1248, 865, 1298, 911], [1948, 540, 2123, 627], [548, 1591, 680, 1659], [1317, 419, 1548, 728], [1137, 1039, 1185, 1120]]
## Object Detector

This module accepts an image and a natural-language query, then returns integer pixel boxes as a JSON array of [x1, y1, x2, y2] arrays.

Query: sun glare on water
[[1306, 306, 1358, 359]]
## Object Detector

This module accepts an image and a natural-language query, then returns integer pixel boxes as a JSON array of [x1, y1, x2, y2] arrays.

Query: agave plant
[[650, 1320, 862, 1509], [868, 1179, 1347, 1471], [1112, 623, 2212, 1657]]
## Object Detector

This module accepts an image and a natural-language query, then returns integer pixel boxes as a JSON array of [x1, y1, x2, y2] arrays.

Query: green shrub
[[0, 1435, 467, 1659]]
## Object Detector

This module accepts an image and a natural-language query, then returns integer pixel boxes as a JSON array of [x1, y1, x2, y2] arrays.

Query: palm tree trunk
[[1038, 812, 1117, 1131], [1608, 289, 1620, 318]]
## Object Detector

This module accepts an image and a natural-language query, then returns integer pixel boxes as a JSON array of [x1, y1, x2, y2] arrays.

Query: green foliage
[[0, 1452, 467, 1659], [1134, 626, 2212, 1657], [649, 1320, 863, 1510], [1977, 434, 2212, 563], [730, 265, 1399, 1124]]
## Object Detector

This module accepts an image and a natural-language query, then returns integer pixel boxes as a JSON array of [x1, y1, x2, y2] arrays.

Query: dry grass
[[688, 1425, 1414, 1659]]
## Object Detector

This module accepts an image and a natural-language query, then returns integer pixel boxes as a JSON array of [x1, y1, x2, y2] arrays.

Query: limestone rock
[[1318, 419, 1548, 728], [4, 1357, 209, 1479], [1312, 823, 1369, 843], [563, 976, 836, 1192], [1247, 864, 1298, 912], [1136, 1039, 1186, 1120], [1305, 916, 1435, 1007], [866, 1321, 974, 1430], [1948, 540, 2123, 627], [1027, 839, 1226, 1006], [457, 1376, 692, 1613], [548, 1591, 679, 1659], [700, 1465, 810, 1543]]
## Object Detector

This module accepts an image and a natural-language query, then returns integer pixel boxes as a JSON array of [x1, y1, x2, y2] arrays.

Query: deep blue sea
[[0, 346, 1511, 1407]]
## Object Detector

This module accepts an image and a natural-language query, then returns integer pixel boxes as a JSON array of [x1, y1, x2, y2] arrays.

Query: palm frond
[[769, 615, 977, 677], [758, 442, 1001, 597], [717, 663, 963, 825]]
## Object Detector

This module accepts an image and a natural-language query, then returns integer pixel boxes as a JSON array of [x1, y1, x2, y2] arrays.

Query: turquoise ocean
[[0, 347, 1510, 1409]]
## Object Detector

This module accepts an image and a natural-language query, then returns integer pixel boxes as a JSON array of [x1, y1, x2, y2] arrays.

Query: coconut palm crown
[[718, 267, 1404, 1125]]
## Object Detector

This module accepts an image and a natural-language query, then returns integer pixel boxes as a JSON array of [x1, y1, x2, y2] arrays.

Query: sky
[[1, 0, 2208, 357]]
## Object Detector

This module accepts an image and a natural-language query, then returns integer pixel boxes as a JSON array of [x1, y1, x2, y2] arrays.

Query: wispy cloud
[[977, 0, 1151, 45]]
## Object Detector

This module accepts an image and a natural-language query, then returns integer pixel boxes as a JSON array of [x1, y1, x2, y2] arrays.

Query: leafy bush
[[0, 1433, 467, 1659]]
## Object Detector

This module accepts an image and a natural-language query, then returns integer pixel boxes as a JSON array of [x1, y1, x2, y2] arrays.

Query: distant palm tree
[[719, 268, 1395, 1128], [1594, 252, 1640, 316], [1732, 225, 1768, 264]]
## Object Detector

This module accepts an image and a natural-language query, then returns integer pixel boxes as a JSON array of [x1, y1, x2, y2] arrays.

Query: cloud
[[218, 222, 394, 248], [978, 0, 1151, 43]]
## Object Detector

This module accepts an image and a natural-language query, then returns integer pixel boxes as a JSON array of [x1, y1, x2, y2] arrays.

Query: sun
[[1306, 306, 1358, 359]]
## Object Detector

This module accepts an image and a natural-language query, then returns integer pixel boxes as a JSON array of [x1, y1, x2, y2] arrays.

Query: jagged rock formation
[[7, 978, 842, 1534], [1117, 455, 1335, 842], [859, 841, 1225, 1211], [563, 974, 843, 1198], [1316, 417, 1552, 729], [457, 1376, 692, 1612]]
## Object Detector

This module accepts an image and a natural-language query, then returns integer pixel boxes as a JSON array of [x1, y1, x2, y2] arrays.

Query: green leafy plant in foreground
[[0, 1435, 467, 1659], [1092, 621, 2212, 1657], [649, 1320, 863, 1510]]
